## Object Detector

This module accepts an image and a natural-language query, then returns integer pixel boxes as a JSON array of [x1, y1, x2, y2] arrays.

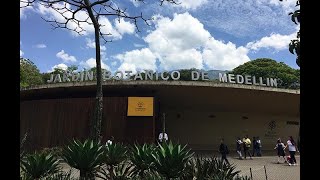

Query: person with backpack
[[274, 138, 287, 164], [219, 138, 230, 165], [236, 137, 243, 160]]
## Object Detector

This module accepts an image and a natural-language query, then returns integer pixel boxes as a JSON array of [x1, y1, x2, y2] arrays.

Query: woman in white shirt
[[286, 136, 298, 165]]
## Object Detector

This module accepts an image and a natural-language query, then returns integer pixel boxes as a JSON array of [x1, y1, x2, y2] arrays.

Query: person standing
[[236, 137, 243, 160], [243, 135, 253, 159], [256, 136, 262, 157], [158, 132, 168, 143], [106, 136, 114, 146], [219, 138, 230, 165], [252, 137, 257, 156], [274, 138, 287, 164], [286, 136, 298, 166]]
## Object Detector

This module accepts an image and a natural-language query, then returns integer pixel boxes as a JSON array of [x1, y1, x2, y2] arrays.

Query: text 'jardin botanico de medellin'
[[47, 70, 278, 87]]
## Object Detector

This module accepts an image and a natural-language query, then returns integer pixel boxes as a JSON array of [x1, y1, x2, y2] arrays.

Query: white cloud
[[189, 0, 297, 38], [203, 39, 250, 70], [115, 48, 157, 74], [178, 0, 208, 10], [130, 0, 141, 7], [20, 1, 33, 19], [111, 61, 117, 66], [50, 63, 68, 72], [161, 49, 203, 70], [36, 2, 137, 39], [34, 44, 47, 48], [144, 12, 250, 71], [37, 2, 94, 36], [99, 17, 122, 40], [56, 50, 77, 62], [80, 58, 110, 71], [134, 43, 145, 48], [268, 0, 297, 13], [86, 38, 106, 51], [114, 18, 135, 35], [20, 50, 24, 57], [246, 32, 296, 51]]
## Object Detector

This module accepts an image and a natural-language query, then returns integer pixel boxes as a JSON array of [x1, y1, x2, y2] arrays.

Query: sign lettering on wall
[[127, 97, 154, 116], [47, 70, 278, 87]]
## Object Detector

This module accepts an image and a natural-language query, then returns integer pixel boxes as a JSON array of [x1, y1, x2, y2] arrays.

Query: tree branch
[[160, 0, 180, 6]]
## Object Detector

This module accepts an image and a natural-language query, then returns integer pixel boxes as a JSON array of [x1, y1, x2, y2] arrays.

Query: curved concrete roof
[[20, 80, 300, 94]]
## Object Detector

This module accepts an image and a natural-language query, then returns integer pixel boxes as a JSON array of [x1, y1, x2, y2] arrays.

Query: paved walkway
[[228, 155, 300, 180], [60, 155, 300, 180]]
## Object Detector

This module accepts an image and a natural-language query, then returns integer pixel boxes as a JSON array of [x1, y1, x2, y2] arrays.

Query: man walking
[[219, 138, 230, 165]]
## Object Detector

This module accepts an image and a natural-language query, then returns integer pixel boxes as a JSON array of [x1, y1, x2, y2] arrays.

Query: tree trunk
[[84, 0, 103, 141]]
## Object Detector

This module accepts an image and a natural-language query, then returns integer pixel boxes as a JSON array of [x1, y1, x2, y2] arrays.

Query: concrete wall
[[165, 109, 299, 151]]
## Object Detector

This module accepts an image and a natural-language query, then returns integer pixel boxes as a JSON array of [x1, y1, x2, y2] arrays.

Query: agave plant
[[209, 157, 240, 179], [130, 143, 155, 178], [102, 142, 128, 179], [234, 175, 252, 180], [97, 162, 135, 180], [181, 155, 210, 180], [131, 170, 166, 180], [181, 156, 241, 180], [152, 141, 193, 180], [61, 139, 104, 179], [20, 151, 61, 179], [44, 170, 76, 180]]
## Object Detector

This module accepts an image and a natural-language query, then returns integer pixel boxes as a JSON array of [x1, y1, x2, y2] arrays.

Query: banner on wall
[[127, 97, 154, 116]]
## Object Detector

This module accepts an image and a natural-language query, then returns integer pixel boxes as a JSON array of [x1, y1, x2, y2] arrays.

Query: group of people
[[235, 135, 262, 160], [274, 136, 298, 166], [218, 135, 298, 166]]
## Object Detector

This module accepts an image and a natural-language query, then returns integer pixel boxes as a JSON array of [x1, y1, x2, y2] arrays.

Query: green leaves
[[289, 10, 300, 25], [231, 58, 300, 89], [20, 58, 43, 88], [61, 139, 104, 178], [130, 143, 156, 177], [103, 142, 128, 166], [182, 156, 241, 180], [20, 151, 61, 179], [152, 141, 194, 179]]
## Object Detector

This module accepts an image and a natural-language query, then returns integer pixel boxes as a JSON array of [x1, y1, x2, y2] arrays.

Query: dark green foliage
[[20, 58, 43, 88], [20, 151, 61, 179], [61, 139, 104, 179], [44, 170, 76, 180], [234, 175, 252, 180], [40, 147, 63, 158], [280, 0, 300, 67], [182, 156, 240, 180], [231, 58, 299, 89], [152, 141, 193, 179], [103, 142, 128, 166], [97, 162, 135, 180], [130, 143, 156, 178]]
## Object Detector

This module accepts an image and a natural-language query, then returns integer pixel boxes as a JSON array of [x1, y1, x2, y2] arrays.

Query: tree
[[20, 58, 43, 88], [280, 0, 300, 67], [21, 0, 178, 141], [231, 58, 300, 89]]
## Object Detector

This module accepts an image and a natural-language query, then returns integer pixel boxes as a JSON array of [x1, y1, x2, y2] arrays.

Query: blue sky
[[20, 0, 300, 73]]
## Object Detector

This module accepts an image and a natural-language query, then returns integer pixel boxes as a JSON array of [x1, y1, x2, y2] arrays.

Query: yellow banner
[[127, 97, 154, 116]]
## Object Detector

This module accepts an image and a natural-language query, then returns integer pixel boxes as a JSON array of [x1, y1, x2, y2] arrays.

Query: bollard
[[264, 165, 268, 180], [250, 167, 253, 180]]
